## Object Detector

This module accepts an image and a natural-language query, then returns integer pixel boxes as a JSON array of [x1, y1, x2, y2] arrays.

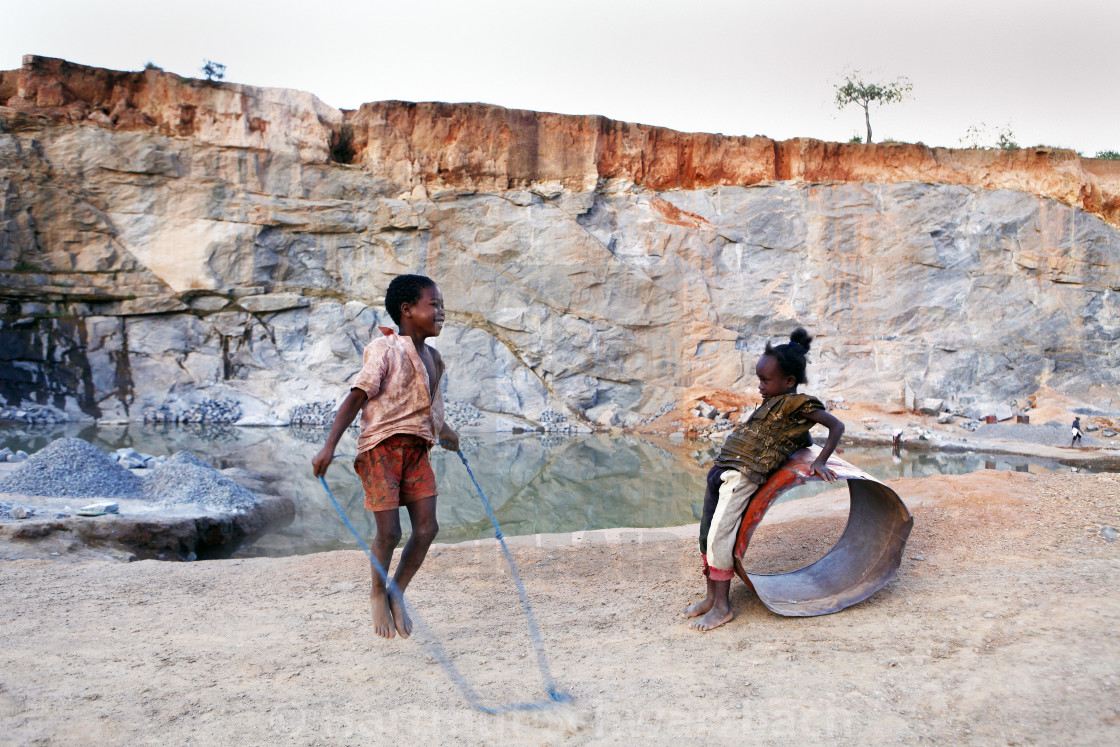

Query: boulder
[[586, 403, 620, 427], [919, 398, 944, 416], [237, 293, 310, 314], [903, 382, 916, 412]]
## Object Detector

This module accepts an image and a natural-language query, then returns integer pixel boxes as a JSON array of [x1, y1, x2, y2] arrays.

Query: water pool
[[0, 423, 1084, 556]]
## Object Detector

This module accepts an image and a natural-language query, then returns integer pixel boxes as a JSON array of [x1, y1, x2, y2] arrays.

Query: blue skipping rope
[[318, 449, 571, 714]]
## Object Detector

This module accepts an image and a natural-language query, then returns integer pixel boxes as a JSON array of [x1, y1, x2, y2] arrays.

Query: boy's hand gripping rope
[[318, 449, 569, 714]]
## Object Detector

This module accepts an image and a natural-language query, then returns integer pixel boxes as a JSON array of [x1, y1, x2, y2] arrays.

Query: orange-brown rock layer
[[3, 55, 1117, 228]]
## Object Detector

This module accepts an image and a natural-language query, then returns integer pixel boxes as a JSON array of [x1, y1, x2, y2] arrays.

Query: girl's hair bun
[[764, 327, 815, 385], [789, 327, 813, 352]]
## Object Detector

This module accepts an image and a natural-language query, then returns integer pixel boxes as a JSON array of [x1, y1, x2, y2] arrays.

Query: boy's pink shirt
[[351, 327, 445, 455]]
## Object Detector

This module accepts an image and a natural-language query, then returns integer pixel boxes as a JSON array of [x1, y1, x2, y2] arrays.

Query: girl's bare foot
[[680, 596, 715, 618], [690, 603, 734, 632], [370, 592, 396, 638], [389, 592, 412, 638]]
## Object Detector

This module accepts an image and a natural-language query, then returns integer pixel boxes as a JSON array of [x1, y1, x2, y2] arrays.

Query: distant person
[[892, 429, 904, 462], [681, 328, 845, 631], [1071, 417, 1083, 446], [312, 274, 459, 639]]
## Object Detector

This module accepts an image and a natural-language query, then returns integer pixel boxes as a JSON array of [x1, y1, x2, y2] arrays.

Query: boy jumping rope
[[682, 328, 845, 631], [312, 274, 459, 639]]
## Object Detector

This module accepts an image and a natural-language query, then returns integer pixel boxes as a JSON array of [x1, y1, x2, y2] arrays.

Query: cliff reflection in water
[[0, 423, 1084, 557]]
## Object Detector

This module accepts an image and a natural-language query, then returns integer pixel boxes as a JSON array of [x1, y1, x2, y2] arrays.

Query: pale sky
[[4, 0, 1117, 154]]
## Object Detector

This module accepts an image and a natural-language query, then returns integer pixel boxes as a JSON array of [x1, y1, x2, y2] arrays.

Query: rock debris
[[142, 451, 259, 512], [0, 438, 142, 499], [0, 438, 260, 514]]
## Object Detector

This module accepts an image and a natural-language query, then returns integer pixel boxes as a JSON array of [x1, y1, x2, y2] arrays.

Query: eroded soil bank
[[1, 470, 1117, 744]]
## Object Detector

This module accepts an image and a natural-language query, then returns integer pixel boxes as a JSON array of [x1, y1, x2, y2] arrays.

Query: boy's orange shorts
[[354, 434, 438, 512]]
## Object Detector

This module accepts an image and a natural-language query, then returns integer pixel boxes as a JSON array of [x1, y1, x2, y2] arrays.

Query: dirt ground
[[1, 468, 1118, 745]]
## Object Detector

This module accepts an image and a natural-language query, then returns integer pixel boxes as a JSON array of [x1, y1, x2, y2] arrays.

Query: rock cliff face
[[2, 56, 1118, 427]]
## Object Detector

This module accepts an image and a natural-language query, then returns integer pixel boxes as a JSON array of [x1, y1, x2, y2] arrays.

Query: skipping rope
[[318, 449, 571, 714]]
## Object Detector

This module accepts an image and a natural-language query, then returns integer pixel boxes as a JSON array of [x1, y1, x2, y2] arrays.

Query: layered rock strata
[[1, 56, 1117, 427]]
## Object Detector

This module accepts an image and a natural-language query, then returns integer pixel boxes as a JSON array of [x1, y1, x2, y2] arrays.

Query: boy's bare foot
[[389, 592, 412, 638], [690, 603, 734, 632], [680, 596, 715, 619], [370, 592, 396, 639]]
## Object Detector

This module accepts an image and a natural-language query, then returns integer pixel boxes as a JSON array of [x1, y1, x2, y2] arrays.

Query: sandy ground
[[2, 469, 1119, 745]]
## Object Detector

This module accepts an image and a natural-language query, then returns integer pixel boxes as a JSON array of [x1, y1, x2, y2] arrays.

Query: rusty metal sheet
[[732, 446, 913, 617]]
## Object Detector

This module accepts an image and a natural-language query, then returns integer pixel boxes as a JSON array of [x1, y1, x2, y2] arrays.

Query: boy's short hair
[[385, 274, 436, 325]]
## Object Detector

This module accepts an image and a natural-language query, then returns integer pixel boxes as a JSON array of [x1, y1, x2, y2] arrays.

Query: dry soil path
[[1, 470, 1118, 745]]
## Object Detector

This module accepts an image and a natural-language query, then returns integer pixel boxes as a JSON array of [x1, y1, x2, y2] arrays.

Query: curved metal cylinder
[[732, 445, 913, 617]]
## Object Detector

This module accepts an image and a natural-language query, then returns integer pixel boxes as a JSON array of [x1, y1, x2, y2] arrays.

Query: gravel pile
[[142, 451, 259, 512], [971, 421, 1101, 447], [445, 399, 485, 429], [540, 407, 579, 434], [639, 402, 676, 425], [143, 397, 242, 424], [0, 404, 69, 424], [289, 401, 336, 426], [0, 438, 143, 498]]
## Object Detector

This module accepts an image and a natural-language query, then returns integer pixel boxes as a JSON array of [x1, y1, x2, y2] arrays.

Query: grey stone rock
[[188, 295, 230, 312], [118, 297, 189, 315], [1103, 429, 1117, 437], [903, 382, 916, 411], [619, 411, 645, 428], [963, 405, 986, 420], [1101, 526, 1117, 542], [994, 405, 1014, 422], [237, 293, 310, 313], [586, 404, 619, 427], [79, 501, 120, 514], [937, 412, 955, 424], [696, 402, 717, 419], [919, 398, 944, 415]]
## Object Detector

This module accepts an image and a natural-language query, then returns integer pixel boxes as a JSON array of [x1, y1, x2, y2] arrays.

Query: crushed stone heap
[[142, 451, 259, 513], [0, 438, 143, 499]]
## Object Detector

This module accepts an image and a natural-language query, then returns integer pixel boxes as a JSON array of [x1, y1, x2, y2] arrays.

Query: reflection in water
[[0, 424, 1084, 557]]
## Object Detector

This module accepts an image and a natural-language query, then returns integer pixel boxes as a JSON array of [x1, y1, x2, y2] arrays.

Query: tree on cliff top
[[834, 71, 912, 144], [200, 60, 226, 82]]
